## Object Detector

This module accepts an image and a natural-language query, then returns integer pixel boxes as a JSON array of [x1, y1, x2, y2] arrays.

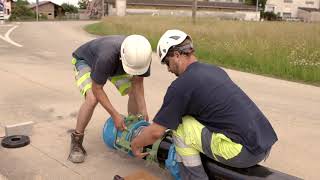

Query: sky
[[28, 0, 80, 6]]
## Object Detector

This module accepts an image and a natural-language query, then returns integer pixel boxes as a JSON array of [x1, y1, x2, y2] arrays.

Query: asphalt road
[[0, 21, 319, 179]]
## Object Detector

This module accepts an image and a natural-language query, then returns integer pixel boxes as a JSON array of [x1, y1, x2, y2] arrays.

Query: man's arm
[[131, 122, 167, 158], [129, 76, 149, 121], [92, 81, 126, 130]]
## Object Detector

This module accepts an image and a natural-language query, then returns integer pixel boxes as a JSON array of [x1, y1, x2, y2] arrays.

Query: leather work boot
[[68, 131, 87, 163]]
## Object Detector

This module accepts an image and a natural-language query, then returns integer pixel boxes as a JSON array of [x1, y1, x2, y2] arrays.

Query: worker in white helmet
[[131, 30, 277, 180], [69, 35, 152, 163]]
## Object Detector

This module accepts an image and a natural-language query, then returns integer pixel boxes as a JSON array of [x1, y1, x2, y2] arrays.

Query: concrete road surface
[[0, 21, 319, 180]]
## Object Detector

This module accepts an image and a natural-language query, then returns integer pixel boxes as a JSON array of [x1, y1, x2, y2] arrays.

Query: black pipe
[[155, 134, 301, 180], [157, 134, 173, 167]]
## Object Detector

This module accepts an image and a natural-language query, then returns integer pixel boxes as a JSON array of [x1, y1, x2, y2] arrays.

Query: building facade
[[265, 0, 320, 19], [208, 0, 244, 2], [0, 0, 14, 19], [297, 7, 320, 21], [29, 1, 64, 20]]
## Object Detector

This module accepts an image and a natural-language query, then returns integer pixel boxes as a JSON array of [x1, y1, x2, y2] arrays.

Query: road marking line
[[0, 25, 23, 47], [0, 24, 14, 27]]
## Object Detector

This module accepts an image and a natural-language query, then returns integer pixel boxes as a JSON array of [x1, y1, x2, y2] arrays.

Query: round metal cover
[[1, 135, 30, 148]]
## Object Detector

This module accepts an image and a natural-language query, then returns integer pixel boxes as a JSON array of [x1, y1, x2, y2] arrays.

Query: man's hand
[[131, 141, 149, 159], [113, 114, 127, 131], [130, 123, 167, 159], [92, 81, 126, 131]]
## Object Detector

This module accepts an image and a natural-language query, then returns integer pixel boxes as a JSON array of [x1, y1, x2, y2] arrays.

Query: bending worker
[[131, 30, 278, 179], [69, 35, 152, 163]]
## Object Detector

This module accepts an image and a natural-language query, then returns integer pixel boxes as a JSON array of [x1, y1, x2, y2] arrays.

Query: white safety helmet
[[156, 29, 191, 63], [121, 35, 152, 75]]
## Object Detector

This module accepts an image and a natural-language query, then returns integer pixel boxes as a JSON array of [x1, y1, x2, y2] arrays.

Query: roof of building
[[29, 1, 60, 8], [105, 0, 256, 11], [298, 7, 320, 12]]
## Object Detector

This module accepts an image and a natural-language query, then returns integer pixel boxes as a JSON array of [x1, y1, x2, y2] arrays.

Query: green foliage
[[15, 0, 29, 6], [61, 3, 78, 13], [78, 0, 88, 9], [9, 0, 35, 21], [261, 11, 280, 21]]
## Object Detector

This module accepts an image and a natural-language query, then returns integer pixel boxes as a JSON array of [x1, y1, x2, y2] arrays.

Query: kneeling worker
[[131, 30, 278, 180]]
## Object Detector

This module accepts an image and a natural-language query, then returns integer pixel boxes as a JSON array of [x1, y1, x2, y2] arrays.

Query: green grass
[[84, 15, 320, 86]]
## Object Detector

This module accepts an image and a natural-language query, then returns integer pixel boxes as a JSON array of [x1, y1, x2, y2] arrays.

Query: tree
[[261, 11, 280, 21], [78, 0, 88, 9], [61, 3, 78, 13], [9, 0, 35, 20]]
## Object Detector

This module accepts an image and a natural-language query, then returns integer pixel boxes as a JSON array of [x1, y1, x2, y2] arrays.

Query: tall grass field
[[85, 16, 320, 86]]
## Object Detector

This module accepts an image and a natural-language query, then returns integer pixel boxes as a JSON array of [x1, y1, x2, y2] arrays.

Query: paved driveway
[[0, 21, 319, 179]]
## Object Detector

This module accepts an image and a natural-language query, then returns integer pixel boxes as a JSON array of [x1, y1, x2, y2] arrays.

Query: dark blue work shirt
[[153, 62, 278, 155]]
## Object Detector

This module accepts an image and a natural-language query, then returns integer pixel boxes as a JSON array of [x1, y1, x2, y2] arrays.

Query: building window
[[283, 12, 292, 18], [266, 6, 275, 12], [7, 9, 10, 15], [305, 1, 314, 5], [284, 0, 293, 3]]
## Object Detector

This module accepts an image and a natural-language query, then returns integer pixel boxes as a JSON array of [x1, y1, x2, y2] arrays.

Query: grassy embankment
[[85, 16, 320, 86]]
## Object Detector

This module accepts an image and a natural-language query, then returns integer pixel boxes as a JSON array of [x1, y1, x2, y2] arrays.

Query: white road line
[[0, 24, 14, 27], [0, 25, 23, 47]]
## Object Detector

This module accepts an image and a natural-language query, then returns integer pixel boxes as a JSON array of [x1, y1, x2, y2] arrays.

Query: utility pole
[[101, 0, 104, 17], [36, 0, 39, 21], [192, 0, 197, 24], [256, 0, 259, 12]]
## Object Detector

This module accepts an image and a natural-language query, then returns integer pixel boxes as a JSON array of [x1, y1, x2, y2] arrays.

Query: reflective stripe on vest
[[72, 58, 92, 96], [174, 136, 200, 157], [79, 78, 92, 90], [109, 74, 132, 96], [173, 116, 242, 161], [77, 72, 91, 87], [80, 83, 92, 96], [211, 133, 242, 160], [75, 66, 91, 80], [173, 116, 204, 154], [173, 135, 202, 167], [71, 58, 77, 65]]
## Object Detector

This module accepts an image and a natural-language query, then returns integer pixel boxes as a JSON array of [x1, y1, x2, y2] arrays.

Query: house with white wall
[[0, 0, 14, 19], [0, 0, 4, 16], [265, 0, 320, 19]]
